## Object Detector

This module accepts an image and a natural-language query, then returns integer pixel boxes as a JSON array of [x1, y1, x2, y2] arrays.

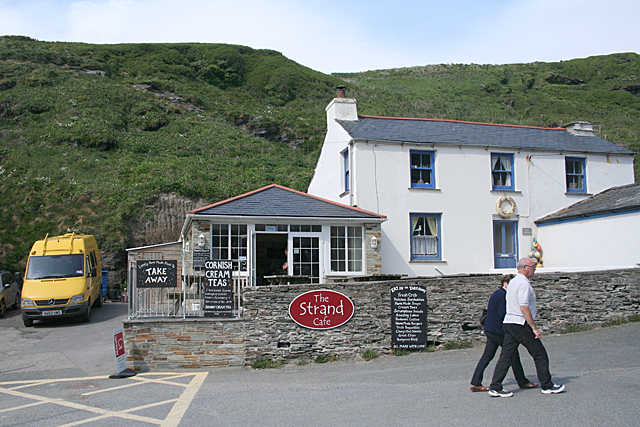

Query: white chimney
[[326, 85, 358, 125], [564, 121, 596, 136]]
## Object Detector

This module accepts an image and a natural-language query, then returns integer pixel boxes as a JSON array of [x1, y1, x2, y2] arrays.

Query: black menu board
[[193, 249, 209, 270], [391, 285, 427, 349], [136, 260, 177, 288], [203, 260, 233, 318]]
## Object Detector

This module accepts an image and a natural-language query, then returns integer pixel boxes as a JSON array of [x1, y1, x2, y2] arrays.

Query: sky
[[1, 0, 638, 74]]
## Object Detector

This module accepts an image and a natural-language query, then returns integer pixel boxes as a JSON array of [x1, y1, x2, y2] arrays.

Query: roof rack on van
[[41, 232, 78, 255]]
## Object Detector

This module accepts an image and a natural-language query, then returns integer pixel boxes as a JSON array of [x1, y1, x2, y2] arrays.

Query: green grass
[[251, 356, 284, 369], [559, 323, 594, 334], [362, 349, 378, 361], [443, 340, 474, 350], [603, 316, 631, 327]]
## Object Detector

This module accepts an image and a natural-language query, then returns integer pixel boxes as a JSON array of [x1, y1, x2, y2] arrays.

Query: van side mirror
[[90, 267, 97, 277]]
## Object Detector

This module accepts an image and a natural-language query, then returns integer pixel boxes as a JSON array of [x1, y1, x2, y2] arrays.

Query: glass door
[[493, 221, 517, 269], [290, 235, 321, 283]]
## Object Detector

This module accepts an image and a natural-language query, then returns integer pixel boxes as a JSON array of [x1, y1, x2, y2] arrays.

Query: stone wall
[[122, 268, 640, 369], [123, 318, 244, 370], [243, 268, 640, 365]]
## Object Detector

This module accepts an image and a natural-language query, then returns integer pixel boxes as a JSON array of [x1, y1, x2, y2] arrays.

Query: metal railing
[[128, 274, 248, 319], [127, 251, 250, 319]]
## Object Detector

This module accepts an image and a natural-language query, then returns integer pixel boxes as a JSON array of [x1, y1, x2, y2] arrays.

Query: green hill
[[1, 36, 638, 279]]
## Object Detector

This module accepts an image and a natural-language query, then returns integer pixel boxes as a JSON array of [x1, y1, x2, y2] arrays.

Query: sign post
[[391, 285, 427, 350]]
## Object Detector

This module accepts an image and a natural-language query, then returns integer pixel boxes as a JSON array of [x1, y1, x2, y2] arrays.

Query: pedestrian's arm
[[520, 305, 542, 339]]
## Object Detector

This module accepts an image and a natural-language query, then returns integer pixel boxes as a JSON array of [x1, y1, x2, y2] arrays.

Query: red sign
[[114, 330, 125, 358], [289, 289, 354, 330]]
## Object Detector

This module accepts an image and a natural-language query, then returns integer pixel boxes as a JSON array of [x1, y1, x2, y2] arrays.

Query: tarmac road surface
[[1, 301, 639, 426]]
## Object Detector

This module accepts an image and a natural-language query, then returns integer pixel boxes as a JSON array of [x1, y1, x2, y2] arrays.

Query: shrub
[[560, 322, 593, 334], [603, 317, 629, 327], [362, 350, 378, 361], [251, 356, 284, 369], [443, 340, 474, 350]]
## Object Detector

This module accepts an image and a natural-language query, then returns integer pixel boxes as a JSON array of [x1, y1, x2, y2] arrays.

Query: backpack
[[480, 308, 488, 326]]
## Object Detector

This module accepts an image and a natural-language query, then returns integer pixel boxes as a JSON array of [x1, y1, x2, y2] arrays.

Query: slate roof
[[337, 116, 634, 155], [190, 185, 386, 220], [536, 183, 640, 225]]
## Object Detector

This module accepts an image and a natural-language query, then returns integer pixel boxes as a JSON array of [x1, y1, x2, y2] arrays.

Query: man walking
[[488, 258, 565, 397], [470, 274, 537, 392]]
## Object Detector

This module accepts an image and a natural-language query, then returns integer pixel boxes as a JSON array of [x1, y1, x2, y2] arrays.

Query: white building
[[535, 183, 640, 270], [308, 88, 636, 276]]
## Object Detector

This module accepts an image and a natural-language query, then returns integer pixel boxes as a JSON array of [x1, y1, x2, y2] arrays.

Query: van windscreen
[[26, 254, 85, 280]]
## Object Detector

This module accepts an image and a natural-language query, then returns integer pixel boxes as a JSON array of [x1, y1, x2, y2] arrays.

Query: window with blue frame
[[410, 150, 435, 189], [410, 213, 441, 260], [565, 157, 586, 193], [491, 153, 514, 191], [341, 149, 349, 193]]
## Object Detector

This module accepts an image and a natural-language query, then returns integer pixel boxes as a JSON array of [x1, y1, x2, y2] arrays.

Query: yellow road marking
[[0, 372, 209, 427]]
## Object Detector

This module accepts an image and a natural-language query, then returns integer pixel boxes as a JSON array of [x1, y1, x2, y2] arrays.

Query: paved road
[[1, 303, 639, 426]]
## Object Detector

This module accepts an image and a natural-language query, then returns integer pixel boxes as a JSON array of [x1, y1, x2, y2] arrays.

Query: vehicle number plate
[[42, 310, 62, 316]]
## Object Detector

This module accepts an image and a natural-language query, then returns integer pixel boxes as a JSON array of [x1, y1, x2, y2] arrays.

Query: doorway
[[255, 233, 288, 285], [493, 220, 518, 268]]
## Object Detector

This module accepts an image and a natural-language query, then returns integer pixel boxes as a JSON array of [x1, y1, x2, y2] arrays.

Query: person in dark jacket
[[470, 274, 538, 392]]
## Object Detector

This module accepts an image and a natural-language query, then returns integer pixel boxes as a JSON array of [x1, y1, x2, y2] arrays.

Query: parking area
[[0, 372, 207, 426]]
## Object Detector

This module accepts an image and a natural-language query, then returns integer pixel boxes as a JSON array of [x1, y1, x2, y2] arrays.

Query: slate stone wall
[[123, 318, 244, 370], [122, 268, 640, 369], [243, 268, 640, 365]]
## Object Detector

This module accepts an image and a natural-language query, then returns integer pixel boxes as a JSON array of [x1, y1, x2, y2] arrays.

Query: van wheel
[[23, 315, 33, 327], [81, 300, 91, 322], [0, 299, 6, 317], [94, 293, 102, 308]]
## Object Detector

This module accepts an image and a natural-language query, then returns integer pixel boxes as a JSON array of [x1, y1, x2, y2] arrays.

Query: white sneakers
[[488, 389, 513, 398], [489, 384, 565, 397], [541, 384, 565, 394]]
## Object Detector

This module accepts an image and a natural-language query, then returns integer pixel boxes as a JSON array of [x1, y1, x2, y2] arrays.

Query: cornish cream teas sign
[[289, 289, 354, 330]]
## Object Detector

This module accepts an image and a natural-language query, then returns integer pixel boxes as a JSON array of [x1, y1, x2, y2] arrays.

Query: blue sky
[[1, 0, 638, 73]]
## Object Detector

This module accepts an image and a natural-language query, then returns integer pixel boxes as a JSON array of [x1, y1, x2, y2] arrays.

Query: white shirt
[[503, 273, 536, 325]]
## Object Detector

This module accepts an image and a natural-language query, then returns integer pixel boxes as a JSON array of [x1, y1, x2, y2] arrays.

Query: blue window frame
[[491, 153, 514, 191], [410, 213, 441, 260], [565, 157, 586, 193], [342, 149, 349, 192], [410, 150, 435, 189]]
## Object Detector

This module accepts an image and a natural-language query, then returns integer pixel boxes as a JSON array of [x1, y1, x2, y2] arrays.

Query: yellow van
[[21, 233, 102, 327]]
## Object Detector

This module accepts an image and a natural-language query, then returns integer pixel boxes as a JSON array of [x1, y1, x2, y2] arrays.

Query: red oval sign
[[289, 289, 354, 330]]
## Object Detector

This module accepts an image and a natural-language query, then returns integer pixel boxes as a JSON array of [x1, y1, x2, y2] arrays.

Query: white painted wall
[[537, 212, 640, 270], [307, 98, 356, 206], [308, 97, 636, 276]]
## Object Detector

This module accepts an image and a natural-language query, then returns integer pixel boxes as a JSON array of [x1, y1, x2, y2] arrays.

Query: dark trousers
[[471, 331, 529, 387], [490, 323, 553, 391]]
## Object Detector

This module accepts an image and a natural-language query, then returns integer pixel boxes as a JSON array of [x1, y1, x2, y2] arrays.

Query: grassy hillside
[[1, 36, 638, 275], [0, 36, 341, 271]]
